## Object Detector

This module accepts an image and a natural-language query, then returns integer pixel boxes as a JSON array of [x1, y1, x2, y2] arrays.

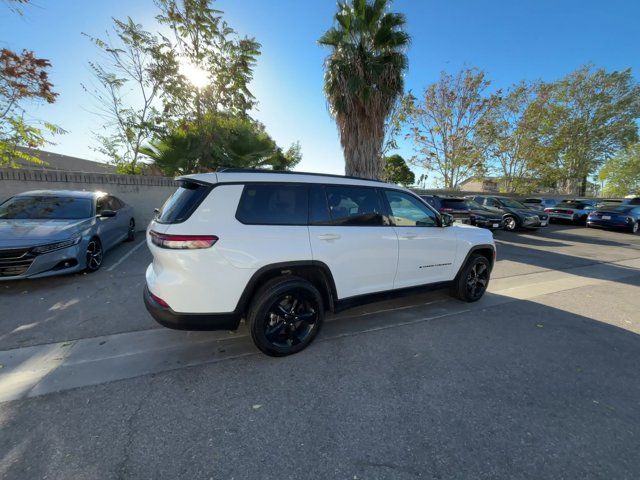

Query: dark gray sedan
[[0, 190, 135, 280]]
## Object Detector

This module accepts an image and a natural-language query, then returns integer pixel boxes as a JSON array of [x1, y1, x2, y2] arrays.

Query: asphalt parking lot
[[1, 224, 640, 479]]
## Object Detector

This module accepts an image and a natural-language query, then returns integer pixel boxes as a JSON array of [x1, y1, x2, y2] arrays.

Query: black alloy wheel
[[126, 219, 136, 241], [454, 254, 491, 302], [86, 237, 103, 272], [248, 276, 324, 356]]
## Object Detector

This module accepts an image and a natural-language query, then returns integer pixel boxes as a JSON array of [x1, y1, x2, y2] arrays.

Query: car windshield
[[0, 196, 93, 219], [499, 198, 527, 209]]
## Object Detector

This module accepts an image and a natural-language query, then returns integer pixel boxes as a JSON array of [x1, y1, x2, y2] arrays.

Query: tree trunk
[[339, 112, 384, 180]]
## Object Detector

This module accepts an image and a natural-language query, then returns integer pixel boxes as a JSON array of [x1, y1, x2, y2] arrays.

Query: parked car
[[520, 197, 561, 211], [0, 190, 135, 279], [144, 170, 496, 356], [587, 205, 640, 233], [544, 200, 596, 224], [420, 195, 503, 230], [468, 195, 549, 231], [621, 195, 640, 205]]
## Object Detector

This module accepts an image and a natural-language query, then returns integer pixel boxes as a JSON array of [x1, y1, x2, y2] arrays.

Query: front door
[[383, 190, 458, 288]]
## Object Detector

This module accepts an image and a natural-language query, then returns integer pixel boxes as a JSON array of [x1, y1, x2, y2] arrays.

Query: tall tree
[[319, 0, 409, 179], [383, 154, 414, 185], [535, 66, 640, 195], [479, 81, 545, 193], [404, 68, 499, 189], [599, 143, 640, 197], [0, 1, 64, 167], [84, 18, 172, 174], [155, 0, 261, 120]]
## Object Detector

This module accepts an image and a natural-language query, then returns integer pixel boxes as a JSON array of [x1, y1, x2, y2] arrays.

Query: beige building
[[458, 177, 500, 193], [11, 147, 117, 174]]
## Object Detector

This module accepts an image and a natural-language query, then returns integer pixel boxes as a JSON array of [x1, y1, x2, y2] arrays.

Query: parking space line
[[107, 239, 147, 272]]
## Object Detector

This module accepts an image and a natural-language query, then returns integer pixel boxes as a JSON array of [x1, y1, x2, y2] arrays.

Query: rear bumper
[[143, 285, 241, 331], [587, 220, 632, 230]]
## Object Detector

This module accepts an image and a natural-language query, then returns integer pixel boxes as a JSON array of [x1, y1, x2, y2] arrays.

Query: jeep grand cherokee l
[[144, 170, 496, 356]]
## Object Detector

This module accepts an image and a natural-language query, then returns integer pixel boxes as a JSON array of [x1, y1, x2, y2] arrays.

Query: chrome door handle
[[399, 233, 418, 239], [317, 233, 341, 241]]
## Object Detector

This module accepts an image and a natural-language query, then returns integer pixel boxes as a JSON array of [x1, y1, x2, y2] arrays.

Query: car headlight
[[31, 235, 82, 254]]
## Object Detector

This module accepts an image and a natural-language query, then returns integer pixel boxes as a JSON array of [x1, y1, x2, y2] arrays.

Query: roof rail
[[215, 167, 387, 183]]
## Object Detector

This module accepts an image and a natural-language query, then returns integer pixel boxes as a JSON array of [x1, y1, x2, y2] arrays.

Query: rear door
[[307, 184, 398, 299], [383, 190, 458, 288]]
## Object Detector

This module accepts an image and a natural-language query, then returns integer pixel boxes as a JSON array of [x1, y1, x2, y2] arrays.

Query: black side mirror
[[100, 210, 117, 218], [441, 213, 454, 227]]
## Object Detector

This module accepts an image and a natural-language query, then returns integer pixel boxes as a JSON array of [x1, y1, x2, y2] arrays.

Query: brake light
[[544, 208, 552, 212], [149, 231, 218, 249], [149, 291, 170, 308]]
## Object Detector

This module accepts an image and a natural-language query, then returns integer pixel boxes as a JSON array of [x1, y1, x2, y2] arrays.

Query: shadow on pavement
[[0, 291, 639, 479]]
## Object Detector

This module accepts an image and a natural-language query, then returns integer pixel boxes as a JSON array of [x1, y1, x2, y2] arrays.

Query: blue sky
[[2, 0, 639, 180]]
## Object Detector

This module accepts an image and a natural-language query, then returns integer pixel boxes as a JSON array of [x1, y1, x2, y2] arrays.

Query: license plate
[[492, 223, 499, 228], [540, 221, 547, 226], [603, 216, 611, 220]]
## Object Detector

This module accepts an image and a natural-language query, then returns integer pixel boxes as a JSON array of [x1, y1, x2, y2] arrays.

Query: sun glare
[[179, 59, 210, 89]]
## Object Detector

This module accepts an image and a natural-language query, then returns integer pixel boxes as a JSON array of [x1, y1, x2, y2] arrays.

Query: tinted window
[[498, 198, 527, 209], [420, 196, 440, 209], [157, 181, 211, 224], [309, 185, 331, 224], [0, 196, 93, 219], [441, 199, 469, 211], [109, 196, 124, 210], [608, 205, 635, 213], [236, 184, 308, 225], [324, 185, 385, 226], [523, 198, 541, 204], [385, 190, 438, 227]]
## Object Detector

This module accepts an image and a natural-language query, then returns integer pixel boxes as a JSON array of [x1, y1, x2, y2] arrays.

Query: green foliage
[[140, 113, 301, 175], [532, 65, 640, 194], [404, 68, 499, 189], [383, 154, 414, 185], [155, 0, 261, 119], [599, 144, 640, 196], [84, 17, 172, 175], [0, 43, 64, 166], [478, 81, 546, 194], [319, 0, 409, 179]]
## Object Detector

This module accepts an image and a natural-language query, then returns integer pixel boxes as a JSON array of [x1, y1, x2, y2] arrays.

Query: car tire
[[85, 237, 103, 273], [454, 254, 491, 302], [631, 221, 639, 234], [248, 276, 324, 357], [125, 219, 135, 242], [503, 216, 518, 231]]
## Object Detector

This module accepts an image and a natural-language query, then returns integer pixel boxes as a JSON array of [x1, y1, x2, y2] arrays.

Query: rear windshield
[[606, 205, 634, 213], [156, 181, 211, 224], [523, 198, 541, 204], [441, 199, 469, 210], [0, 196, 93, 219], [557, 202, 587, 209]]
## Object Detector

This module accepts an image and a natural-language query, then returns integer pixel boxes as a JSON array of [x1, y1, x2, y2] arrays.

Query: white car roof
[[177, 170, 407, 190]]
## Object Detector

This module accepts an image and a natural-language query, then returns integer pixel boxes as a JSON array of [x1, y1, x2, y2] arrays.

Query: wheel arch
[[454, 244, 496, 281], [236, 261, 338, 315]]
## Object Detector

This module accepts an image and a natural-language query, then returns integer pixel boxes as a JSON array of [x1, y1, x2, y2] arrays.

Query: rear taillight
[[149, 231, 218, 249], [149, 291, 170, 308], [544, 208, 552, 212]]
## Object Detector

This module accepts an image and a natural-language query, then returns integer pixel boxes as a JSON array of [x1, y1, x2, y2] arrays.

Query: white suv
[[144, 170, 496, 356]]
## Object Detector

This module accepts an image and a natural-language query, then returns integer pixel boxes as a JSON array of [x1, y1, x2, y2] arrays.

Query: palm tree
[[319, 0, 409, 179]]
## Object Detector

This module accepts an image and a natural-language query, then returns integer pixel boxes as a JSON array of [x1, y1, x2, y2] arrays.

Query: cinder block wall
[[0, 169, 178, 230]]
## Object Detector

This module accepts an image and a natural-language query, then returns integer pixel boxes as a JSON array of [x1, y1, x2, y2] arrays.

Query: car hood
[[0, 218, 93, 249]]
